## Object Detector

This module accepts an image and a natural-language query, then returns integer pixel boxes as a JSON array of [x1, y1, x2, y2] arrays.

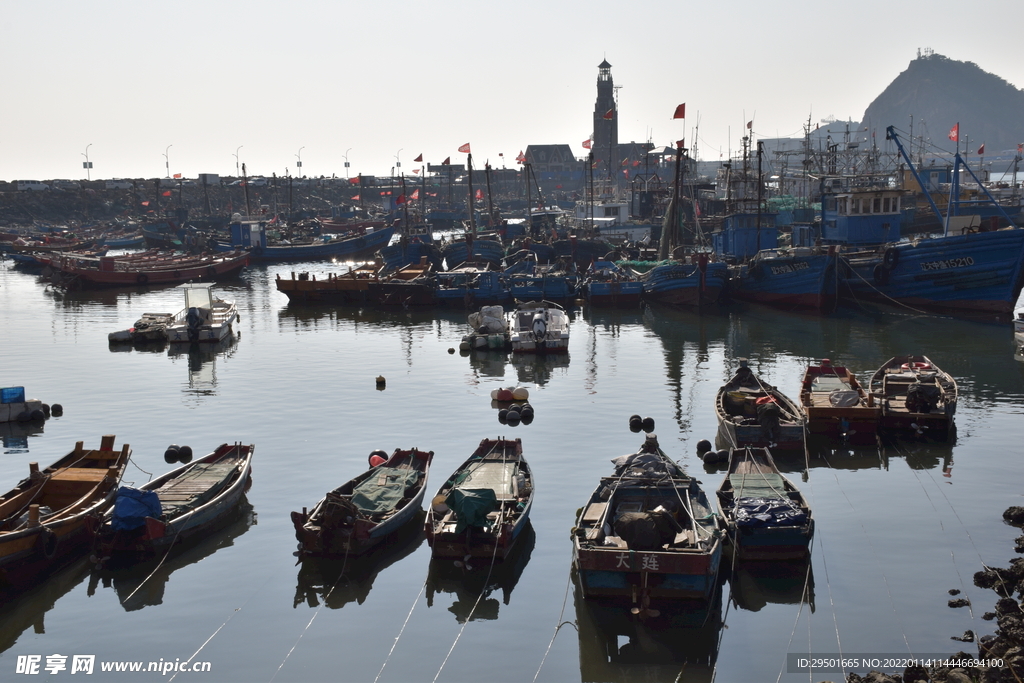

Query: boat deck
[[155, 462, 238, 518]]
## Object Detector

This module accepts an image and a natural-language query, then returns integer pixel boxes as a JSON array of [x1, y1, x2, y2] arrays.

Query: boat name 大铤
[[770, 261, 811, 276], [920, 256, 976, 271]]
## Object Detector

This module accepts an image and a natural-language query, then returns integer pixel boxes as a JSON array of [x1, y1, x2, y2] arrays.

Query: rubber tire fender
[[873, 263, 889, 285], [883, 247, 899, 269]]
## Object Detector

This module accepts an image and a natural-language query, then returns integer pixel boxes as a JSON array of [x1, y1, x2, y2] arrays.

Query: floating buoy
[[178, 445, 193, 463], [512, 387, 530, 401], [459, 341, 470, 351], [642, 417, 655, 433], [498, 408, 509, 423], [496, 389, 514, 402], [696, 439, 712, 457], [16, 411, 31, 422], [448, 347, 456, 354], [369, 449, 388, 467], [506, 410, 521, 425], [41, 404, 50, 418], [164, 445, 180, 463], [628, 414, 643, 432], [376, 376, 386, 389], [28, 409, 44, 422], [431, 494, 449, 513], [51, 404, 63, 417], [490, 389, 501, 400], [520, 404, 534, 418], [521, 412, 534, 425]]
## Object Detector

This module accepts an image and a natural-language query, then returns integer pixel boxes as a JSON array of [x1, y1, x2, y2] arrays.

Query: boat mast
[[401, 175, 409, 233], [659, 141, 683, 260], [242, 163, 251, 218], [485, 163, 495, 228], [525, 162, 533, 239], [757, 140, 764, 253], [588, 151, 595, 235], [466, 153, 476, 238]]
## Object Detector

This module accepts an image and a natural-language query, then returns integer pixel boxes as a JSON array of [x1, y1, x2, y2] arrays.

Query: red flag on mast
[[603, 109, 614, 120], [442, 157, 451, 165], [949, 123, 959, 142], [672, 103, 686, 119], [458, 143, 471, 153], [977, 143, 985, 155], [582, 139, 592, 149], [474, 189, 483, 200], [413, 153, 423, 162], [515, 151, 525, 164]]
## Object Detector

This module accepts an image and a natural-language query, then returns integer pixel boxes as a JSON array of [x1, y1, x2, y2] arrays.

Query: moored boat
[[715, 359, 806, 453], [507, 300, 569, 354], [425, 437, 532, 561], [582, 259, 643, 307], [641, 256, 728, 309], [274, 262, 380, 304], [727, 247, 839, 312], [164, 283, 239, 343], [93, 442, 254, 566], [0, 435, 131, 594], [799, 359, 880, 445], [434, 266, 511, 308], [869, 355, 958, 440], [43, 250, 249, 289], [572, 434, 723, 608], [715, 447, 813, 560], [292, 448, 433, 557]]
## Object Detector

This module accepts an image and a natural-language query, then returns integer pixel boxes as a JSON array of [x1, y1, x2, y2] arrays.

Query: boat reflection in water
[[425, 523, 535, 623], [0, 557, 91, 654], [168, 335, 239, 399], [574, 569, 722, 683], [88, 501, 255, 612], [727, 558, 815, 613], [293, 514, 425, 610], [1, 420, 44, 453]]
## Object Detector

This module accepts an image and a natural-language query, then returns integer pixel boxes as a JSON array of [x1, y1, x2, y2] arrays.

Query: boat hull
[[643, 262, 727, 308], [585, 280, 643, 307], [729, 251, 838, 312]]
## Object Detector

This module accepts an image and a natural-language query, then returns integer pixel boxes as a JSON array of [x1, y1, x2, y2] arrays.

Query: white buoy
[[512, 387, 530, 401]]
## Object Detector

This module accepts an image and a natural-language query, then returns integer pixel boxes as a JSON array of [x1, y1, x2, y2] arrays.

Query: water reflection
[[1, 420, 44, 453], [728, 559, 815, 613], [0, 558, 91, 654], [88, 501, 255, 612], [168, 335, 239, 400], [425, 523, 535, 622], [293, 516, 425, 610], [574, 569, 722, 683]]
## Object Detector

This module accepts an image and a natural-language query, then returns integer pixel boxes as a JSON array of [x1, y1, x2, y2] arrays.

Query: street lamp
[[295, 146, 304, 177], [395, 148, 403, 172], [81, 143, 93, 181], [234, 146, 243, 178], [343, 148, 352, 178], [164, 145, 173, 178]]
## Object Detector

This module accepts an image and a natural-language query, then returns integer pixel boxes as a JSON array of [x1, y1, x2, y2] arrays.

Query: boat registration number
[[770, 261, 809, 275], [920, 256, 975, 271]]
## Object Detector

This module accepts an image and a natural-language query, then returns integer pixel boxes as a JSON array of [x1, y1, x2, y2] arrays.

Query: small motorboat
[[507, 300, 569, 354]]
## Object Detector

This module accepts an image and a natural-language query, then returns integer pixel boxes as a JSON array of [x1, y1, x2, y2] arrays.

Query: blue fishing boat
[[215, 218, 395, 263], [715, 447, 813, 561], [434, 266, 510, 308], [642, 257, 728, 308], [440, 236, 504, 270], [377, 227, 442, 273], [728, 247, 839, 312], [840, 126, 1024, 316], [582, 259, 643, 307], [573, 434, 723, 606], [504, 254, 579, 302]]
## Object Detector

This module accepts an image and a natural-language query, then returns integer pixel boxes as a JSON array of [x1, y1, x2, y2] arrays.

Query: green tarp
[[447, 488, 498, 534], [350, 468, 422, 515], [729, 473, 787, 500]]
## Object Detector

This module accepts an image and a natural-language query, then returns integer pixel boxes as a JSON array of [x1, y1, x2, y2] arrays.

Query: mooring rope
[[372, 577, 430, 683], [530, 545, 577, 683], [775, 536, 817, 683]]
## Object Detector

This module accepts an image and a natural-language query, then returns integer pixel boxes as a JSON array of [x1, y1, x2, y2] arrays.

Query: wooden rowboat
[[869, 355, 958, 440], [715, 359, 806, 453], [0, 435, 130, 594], [292, 448, 433, 557], [94, 442, 254, 566], [425, 438, 532, 561], [715, 447, 813, 561], [799, 359, 880, 445]]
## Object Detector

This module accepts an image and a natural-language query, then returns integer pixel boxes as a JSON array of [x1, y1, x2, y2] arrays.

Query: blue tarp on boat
[[111, 486, 163, 531]]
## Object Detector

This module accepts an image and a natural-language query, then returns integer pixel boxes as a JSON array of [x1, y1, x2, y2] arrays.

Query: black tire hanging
[[873, 263, 890, 285], [37, 528, 58, 559], [883, 247, 900, 269]]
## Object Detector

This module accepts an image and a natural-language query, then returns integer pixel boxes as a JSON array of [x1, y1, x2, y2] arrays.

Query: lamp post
[[82, 143, 93, 181], [395, 149, 402, 173], [295, 146, 304, 177], [164, 144, 173, 178], [343, 148, 352, 178], [234, 146, 243, 178]]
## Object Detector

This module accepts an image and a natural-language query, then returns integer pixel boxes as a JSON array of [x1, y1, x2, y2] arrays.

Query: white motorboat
[[507, 300, 569, 354], [165, 283, 238, 343]]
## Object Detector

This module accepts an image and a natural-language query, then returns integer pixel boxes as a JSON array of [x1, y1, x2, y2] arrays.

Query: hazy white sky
[[3, 0, 1022, 182]]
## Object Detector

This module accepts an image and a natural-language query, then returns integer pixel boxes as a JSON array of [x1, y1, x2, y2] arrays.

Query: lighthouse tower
[[592, 59, 618, 182]]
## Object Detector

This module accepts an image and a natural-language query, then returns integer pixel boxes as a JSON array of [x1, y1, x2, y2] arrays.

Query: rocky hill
[[862, 51, 1024, 154]]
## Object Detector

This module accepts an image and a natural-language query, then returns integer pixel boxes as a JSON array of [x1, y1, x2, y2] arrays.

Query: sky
[[3, 0, 1023, 183]]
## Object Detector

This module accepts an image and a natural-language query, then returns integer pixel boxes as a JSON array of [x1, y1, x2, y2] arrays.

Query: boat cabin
[[818, 188, 902, 246], [711, 212, 779, 261]]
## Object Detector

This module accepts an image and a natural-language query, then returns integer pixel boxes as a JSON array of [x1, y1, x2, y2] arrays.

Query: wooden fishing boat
[[93, 442, 253, 566], [0, 435, 130, 594], [274, 261, 380, 304], [715, 447, 813, 560], [368, 257, 437, 307], [715, 359, 805, 453], [869, 355, 958, 440], [292, 448, 433, 558], [43, 249, 249, 289], [573, 434, 723, 608], [799, 359, 880, 445], [507, 300, 570, 354], [434, 265, 511, 308], [425, 437, 532, 561]]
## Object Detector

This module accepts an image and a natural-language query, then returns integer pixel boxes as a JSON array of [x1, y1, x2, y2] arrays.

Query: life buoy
[[901, 361, 932, 371], [883, 247, 899, 269], [37, 528, 58, 559], [136, 273, 149, 284], [872, 263, 889, 285]]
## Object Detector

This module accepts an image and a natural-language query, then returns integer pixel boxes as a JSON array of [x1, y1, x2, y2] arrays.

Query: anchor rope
[[530, 545, 577, 683]]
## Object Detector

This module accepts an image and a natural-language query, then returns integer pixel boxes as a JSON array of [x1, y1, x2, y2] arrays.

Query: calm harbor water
[[2, 256, 1023, 683]]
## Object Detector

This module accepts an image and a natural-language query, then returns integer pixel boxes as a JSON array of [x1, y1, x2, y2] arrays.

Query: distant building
[[592, 59, 618, 181]]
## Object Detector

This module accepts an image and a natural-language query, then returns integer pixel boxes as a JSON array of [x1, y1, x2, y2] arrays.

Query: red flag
[[695, 201, 702, 218], [161, 190, 171, 197], [475, 189, 483, 200], [603, 109, 614, 120], [409, 189, 420, 200], [413, 153, 423, 162], [746, 120, 752, 129], [672, 103, 686, 119], [173, 173, 182, 179], [515, 151, 525, 164], [351, 194, 360, 201], [396, 194, 406, 205], [632, 160, 640, 167], [442, 157, 451, 165], [622, 169, 629, 178], [349, 177, 360, 185], [555, 184, 562, 189], [1018, 143, 1023, 154], [676, 139, 685, 148], [458, 143, 471, 153], [582, 139, 592, 149], [621, 158, 629, 166], [412, 169, 420, 174], [948, 123, 959, 142], [141, 201, 150, 207], [977, 143, 985, 155], [499, 152, 504, 157]]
